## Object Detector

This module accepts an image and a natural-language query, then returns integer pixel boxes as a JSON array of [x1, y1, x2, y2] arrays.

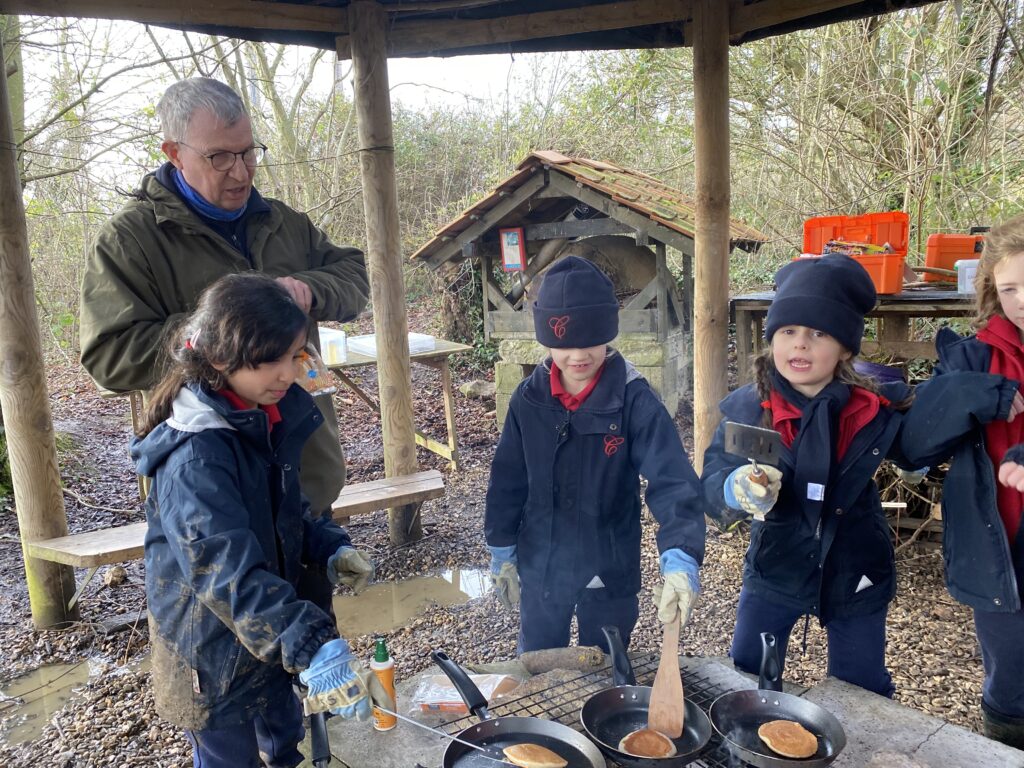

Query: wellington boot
[[982, 700, 1024, 750]]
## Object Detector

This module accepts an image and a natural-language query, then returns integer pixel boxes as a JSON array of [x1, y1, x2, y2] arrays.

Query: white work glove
[[726, 464, 783, 519], [654, 549, 700, 626], [488, 545, 520, 611], [327, 546, 375, 594]]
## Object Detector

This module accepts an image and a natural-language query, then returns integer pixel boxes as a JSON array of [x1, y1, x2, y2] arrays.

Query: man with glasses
[[79, 77, 371, 607]]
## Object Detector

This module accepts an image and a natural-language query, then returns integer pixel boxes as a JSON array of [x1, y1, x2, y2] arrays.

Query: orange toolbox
[[803, 211, 909, 295], [924, 233, 985, 282]]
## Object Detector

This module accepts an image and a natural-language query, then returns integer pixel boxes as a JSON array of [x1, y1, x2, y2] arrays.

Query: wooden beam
[[0, 0, 346, 35], [425, 172, 546, 268], [524, 217, 634, 241], [337, 0, 693, 59], [691, 0, 730, 475], [730, 0, 858, 37], [0, 38, 79, 628], [346, 2, 420, 546]]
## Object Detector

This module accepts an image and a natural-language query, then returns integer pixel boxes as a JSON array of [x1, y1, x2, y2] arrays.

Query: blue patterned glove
[[654, 549, 700, 625], [487, 545, 520, 611], [299, 639, 392, 719]]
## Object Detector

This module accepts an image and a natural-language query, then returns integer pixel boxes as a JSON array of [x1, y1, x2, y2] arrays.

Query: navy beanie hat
[[533, 256, 619, 348], [765, 254, 876, 355]]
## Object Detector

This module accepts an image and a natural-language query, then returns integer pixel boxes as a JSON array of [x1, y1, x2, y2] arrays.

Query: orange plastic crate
[[803, 211, 909, 295], [924, 234, 984, 282]]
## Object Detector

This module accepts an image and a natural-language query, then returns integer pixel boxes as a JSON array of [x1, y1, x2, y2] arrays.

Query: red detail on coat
[[604, 435, 625, 456], [762, 386, 882, 460], [549, 315, 570, 339]]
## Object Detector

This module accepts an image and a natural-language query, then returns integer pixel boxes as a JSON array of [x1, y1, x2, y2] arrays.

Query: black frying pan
[[579, 626, 711, 767], [708, 633, 846, 768], [432, 650, 607, 768]]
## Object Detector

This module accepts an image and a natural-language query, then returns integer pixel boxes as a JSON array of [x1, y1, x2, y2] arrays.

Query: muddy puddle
[[334, 568, 492, 636], [0, 657, 150, 745]]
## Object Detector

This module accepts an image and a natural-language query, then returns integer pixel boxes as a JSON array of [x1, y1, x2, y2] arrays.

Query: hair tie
[[185, 327, 202, 350]]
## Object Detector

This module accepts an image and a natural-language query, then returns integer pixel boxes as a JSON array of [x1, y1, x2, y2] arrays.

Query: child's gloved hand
[[327, 546, 375, 594], [654, 549, 700, 626], [300, 638, 394, 719], [487, 545, 520, 611], [725, 465, 783, 518], [896, 466, 930, 486]]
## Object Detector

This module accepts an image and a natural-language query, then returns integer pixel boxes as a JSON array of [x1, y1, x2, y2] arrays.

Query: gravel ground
[[0, 324, 989, 767]]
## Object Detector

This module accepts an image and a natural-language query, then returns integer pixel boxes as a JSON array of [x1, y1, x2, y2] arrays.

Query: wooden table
[[731, 290, 975, 385], [328, 339, 472, 470]]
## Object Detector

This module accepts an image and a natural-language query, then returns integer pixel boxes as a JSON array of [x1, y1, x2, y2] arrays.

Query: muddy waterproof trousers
[[185, 693, 304, 768]]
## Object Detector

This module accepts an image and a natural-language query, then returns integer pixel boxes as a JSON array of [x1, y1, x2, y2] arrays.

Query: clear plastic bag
[[410, 674, 519, 714], [297, 343, 337, 396]]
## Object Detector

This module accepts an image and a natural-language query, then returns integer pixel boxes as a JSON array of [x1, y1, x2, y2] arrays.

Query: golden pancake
[[617, 728, 678, 758], [757, 719, 819, 759], [502, 742, 568, 768]]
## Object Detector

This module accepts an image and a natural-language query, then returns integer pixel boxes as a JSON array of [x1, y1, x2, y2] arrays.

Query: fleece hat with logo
[[533, 256, 619, 349], [765, 254, 877, 355]]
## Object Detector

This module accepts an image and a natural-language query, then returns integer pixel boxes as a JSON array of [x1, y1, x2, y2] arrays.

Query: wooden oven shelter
[[0, 0, 944, 627], [412, 150, 768, 426]]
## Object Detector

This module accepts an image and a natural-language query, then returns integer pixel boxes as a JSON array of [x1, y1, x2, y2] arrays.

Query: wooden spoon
[[647, 613, 684, 738]]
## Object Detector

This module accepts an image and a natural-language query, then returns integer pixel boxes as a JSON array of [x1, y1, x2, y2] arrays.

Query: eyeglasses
[[177, 141, 267, 171]]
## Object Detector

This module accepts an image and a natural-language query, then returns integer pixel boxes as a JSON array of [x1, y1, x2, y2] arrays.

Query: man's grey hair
[[156, 78, 247, 142]]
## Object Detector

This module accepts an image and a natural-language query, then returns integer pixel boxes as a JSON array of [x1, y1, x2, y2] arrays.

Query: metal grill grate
[[442, 653, 743, 767]]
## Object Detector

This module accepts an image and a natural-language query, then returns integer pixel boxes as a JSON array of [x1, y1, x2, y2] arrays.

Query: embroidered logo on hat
[[604, 435, 625, 456], [549, 315, 570, 340]]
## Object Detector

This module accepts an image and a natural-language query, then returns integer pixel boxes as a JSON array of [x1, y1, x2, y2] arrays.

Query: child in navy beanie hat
[[484, 255, 706, 656], [700, 252, 920, 702], [532, 255, 619, 348], [765, 254, 877, 354]]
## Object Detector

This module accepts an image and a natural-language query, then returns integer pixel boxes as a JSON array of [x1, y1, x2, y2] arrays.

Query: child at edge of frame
[[700, 253, 920, 698], [484, 255, 707, 654], [130, 272, 390, 768], [898, 214, 1024, 748]]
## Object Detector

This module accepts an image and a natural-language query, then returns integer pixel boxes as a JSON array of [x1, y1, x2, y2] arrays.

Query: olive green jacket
[[80, 170, 369, 512]]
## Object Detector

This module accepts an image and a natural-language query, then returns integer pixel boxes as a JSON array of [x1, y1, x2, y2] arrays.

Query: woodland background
[[2, 1, 1024, 492]]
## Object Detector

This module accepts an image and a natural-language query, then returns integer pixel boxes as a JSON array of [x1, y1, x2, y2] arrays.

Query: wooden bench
[[24, 469, 445, 609]]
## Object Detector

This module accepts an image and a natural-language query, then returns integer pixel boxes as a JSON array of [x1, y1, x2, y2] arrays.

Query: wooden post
[[0, 38, 78, 627], [692, 0, 730, 474], [345, 1, 421, 544]]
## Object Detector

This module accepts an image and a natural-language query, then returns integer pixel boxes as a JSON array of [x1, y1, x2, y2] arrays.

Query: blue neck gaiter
[[172, 169, 248, 222]]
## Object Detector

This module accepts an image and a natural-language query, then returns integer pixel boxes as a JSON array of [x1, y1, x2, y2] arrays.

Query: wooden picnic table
[[731, 289, 975, 385], [328, 339, 472, 470]]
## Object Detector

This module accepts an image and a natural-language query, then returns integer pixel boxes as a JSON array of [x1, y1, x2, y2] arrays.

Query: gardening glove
[[654, 548, 700, 626], [327, 546, 375, 594], [896, 466, 930, 487], [300, 638, 394, 719], [725, 464, 783, 520], [488, 545, 520, 611]]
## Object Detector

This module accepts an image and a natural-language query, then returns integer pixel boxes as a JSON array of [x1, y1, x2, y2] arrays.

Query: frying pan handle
[[601, 625, 636, 686], [759, 632, 783, 692], [430, 650, 490, 720], [309, 711, 331, 767]]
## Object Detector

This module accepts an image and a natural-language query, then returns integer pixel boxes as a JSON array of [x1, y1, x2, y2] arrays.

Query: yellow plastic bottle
[[370, 637, 396, 731]]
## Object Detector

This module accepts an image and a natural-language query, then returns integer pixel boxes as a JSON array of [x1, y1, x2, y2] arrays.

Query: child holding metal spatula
[[485, 256, 707, 654], [701, 254, 917, 697], [898, 216, 1024, 748]]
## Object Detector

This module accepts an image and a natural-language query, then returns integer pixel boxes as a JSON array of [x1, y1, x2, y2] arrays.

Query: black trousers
[[518, 585, 639, 654]]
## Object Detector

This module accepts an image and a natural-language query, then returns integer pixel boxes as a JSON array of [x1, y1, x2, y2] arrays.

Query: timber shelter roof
[[11, 1, 943, 57], [411, 150, 770, 268]]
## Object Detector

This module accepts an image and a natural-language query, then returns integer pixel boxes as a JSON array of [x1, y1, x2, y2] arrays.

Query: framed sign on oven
[[499, 227, 526, 272]]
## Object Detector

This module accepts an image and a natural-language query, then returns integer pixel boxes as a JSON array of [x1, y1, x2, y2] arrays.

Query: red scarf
[[764, 386, 886, 460], [977, 314, 1024, 543], [550, 361, 604, 411], [218, 388, 283, 432]]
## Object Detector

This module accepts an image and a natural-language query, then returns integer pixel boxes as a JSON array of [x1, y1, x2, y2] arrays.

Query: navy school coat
[[485, 352, 706, 602], [131, 382, 350, 729], [899, 327, 1023, 612], [701, 381, 914, 623]]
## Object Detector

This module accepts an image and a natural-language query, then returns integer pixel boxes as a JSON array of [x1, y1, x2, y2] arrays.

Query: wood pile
[[876, 462, 945, 553]]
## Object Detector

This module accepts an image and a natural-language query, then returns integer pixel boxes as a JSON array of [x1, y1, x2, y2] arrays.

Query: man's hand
[[276, 276, 312, 313], [327, 546, 375, 594]]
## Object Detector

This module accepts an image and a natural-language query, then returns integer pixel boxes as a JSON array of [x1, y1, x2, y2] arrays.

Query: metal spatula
[[724, 421, 783, 487]]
